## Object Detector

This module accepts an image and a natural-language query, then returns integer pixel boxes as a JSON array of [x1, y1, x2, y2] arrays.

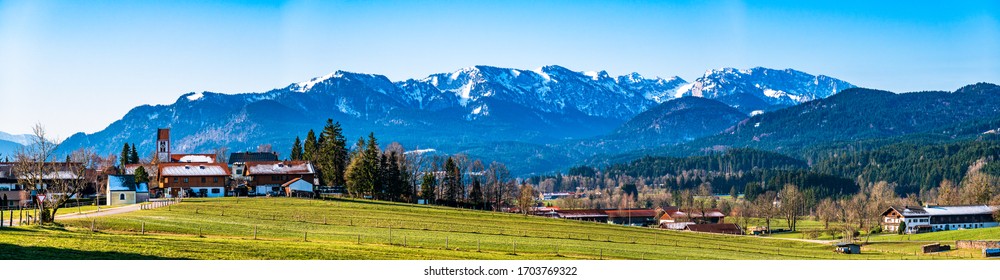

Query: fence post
[[323, 217, 327, 225], [91, 219, 95, 232], [141, 222, 145, 234], [304, 232, 308, 242], [199, 227, 203, 237], [404, 236, 407, 247], [358, 234, 361, 245], [600, 249, 603, 260], [512, 240, 516, 255], [253, 225, 257, 240], [446, 236, 449, 249], [477, 239, 481, 252]]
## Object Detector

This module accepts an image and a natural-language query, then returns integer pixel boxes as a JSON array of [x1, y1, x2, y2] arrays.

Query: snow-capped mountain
[[55, 65, 852, 175], [677, 67, 855, 113], [0, 131, 33, 146], [396, 65, 683, 121]]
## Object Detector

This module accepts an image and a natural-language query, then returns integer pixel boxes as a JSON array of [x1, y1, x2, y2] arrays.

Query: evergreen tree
[[129, 143, 139, 164], [897, 221, 906, 235], [420, 173, 437, 204], [303, 129, 318, 162], [119, 143, 130, 168], [344, 133, 382, 198], [730, 186, 739, 199], [469, 177, 484, 209], [443, 157, 464, 204], [317, 119, 348, 187], [290, 137, 303, 160], [134, 166, 150, 185]]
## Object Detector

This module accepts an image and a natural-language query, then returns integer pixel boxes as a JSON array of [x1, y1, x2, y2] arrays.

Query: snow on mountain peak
[[185, 92, 205, 101], [293, 72, 343, 92]]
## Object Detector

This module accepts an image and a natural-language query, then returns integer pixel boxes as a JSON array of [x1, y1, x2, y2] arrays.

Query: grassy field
[[867, 227, 1000, 242], [0, 197, 979, 260]]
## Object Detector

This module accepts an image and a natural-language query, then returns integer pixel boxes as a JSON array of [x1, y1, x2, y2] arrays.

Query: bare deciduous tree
[[14, 124, 90, 224], [517, 182, 535, 216]]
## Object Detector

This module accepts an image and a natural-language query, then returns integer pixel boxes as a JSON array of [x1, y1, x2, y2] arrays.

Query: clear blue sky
[[1, 0, 998, 138]]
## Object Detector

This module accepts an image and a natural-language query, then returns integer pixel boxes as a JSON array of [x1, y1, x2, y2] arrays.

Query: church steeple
[[156, 128, 171, 163]]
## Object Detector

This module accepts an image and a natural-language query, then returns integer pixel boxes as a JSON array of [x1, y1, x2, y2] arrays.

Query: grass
[[867, 227, 1000, 242], [2, 204, 132, 225], [0, 197, 977, 260]]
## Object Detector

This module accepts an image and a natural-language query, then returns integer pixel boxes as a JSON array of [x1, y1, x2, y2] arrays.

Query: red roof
[[157, 128, 170, 141], [605, 209, 659, 218]]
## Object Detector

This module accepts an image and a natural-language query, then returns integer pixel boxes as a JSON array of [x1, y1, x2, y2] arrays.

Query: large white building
[[881, 205, 999, 234]]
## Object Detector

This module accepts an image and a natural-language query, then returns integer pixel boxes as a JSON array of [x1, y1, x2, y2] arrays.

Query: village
[[2, 127, 999, 259]]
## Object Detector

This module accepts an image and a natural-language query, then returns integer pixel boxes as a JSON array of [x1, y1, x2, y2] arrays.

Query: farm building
[[552, 209, 608, 223], [605, 209, 659, 226], [881, 205, 1000, 234], [683, 223, 743, 235], [244, 161, 317, 196], [228, 151, 280, 191], [659, 207, 726, 224], [157, 163, 230, 198], [282, 178, 314, 197], [106, 175, 148, 206]]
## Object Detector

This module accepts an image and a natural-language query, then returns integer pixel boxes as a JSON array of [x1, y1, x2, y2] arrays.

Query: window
[[211, 189, 220, 194], [213, 177, 219, 183], [201, 177, 206, 183], [183, 178, 189, 183], [119, 193, 125, 200], [173, 178, 178, 183]]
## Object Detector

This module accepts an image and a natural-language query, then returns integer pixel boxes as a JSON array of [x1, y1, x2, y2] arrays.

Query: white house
[[882, 205, 999, 234]]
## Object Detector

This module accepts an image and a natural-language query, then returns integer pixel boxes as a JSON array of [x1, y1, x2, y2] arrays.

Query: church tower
[[156, 128, 171, 163]]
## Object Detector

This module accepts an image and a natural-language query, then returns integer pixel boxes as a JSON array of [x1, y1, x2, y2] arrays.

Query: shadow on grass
[[0, 242, 184, 260]]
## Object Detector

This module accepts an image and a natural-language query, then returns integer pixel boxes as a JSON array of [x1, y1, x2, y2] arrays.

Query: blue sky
[[1, 0, 998, 137]]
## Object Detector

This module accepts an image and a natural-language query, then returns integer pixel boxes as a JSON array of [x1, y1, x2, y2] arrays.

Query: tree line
[[288, 119, 523, 211]]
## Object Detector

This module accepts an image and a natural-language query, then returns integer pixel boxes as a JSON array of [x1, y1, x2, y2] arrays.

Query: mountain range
[[595, 83, 1000, 166], [9, 65, 856, 175]]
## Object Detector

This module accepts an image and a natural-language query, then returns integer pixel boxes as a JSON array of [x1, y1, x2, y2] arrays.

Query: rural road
[[55, 203, 144, 221], [4, 200, 174, 227]]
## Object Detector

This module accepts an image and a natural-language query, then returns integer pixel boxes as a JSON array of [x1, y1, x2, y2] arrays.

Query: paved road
[[3, 203, 153, 227], [55, 203, 145, 221]]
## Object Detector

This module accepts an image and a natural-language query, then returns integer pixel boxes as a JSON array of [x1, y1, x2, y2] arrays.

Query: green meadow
[[0, 197, 978, 260]]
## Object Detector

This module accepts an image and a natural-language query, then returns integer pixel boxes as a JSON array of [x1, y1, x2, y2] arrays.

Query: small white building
[[282, 178, 314, 197], [106, 175, 149, 206]]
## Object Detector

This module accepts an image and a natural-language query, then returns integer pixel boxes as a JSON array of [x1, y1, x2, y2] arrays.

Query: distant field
[[0, 197, 973, 260]]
